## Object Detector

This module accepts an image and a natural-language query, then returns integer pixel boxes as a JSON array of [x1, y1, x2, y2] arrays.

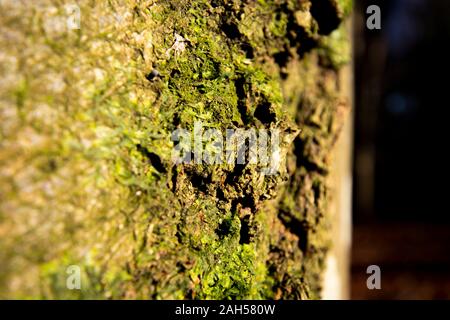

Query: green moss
[[337, 0, 354, 17], [318, 24, 351, 69]]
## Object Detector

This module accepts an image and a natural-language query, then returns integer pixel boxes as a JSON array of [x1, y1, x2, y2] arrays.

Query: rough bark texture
[[0, 0, 351, 299]]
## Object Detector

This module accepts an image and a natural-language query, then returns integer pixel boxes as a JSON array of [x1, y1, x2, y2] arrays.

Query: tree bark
[[0, 0, 352, 299]]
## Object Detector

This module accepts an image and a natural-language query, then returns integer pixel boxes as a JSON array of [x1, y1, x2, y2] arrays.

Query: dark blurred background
[[352, 0, 450, 299]]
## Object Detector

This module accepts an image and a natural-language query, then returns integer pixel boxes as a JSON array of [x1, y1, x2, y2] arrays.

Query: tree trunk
[[0, 0, 352, 299]]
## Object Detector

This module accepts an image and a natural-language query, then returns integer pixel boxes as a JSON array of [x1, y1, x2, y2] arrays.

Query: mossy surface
[[0, 0, 351, 299]]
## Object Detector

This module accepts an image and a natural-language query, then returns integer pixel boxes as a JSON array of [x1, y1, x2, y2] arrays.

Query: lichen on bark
[[0, 0, 351, 299]]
